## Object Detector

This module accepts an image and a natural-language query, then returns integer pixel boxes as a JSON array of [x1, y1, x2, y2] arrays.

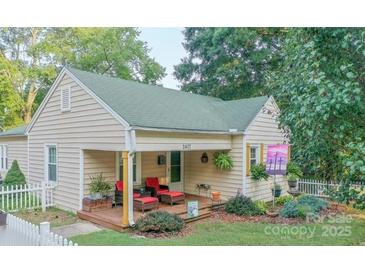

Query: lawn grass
[[70, 218, 365, 246], [14, 207, 79, 228]]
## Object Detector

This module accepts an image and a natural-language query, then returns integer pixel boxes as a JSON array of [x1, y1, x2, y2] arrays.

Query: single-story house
[[0, 67, 288, 226]]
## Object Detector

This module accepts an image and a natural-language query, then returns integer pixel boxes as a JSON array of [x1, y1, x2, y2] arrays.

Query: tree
[[174, 28, 284, 100], [0, 27, 165, 125], [0, 56, 23, 130], [268, 28, 365, 180], [4, 160, 26, 185]]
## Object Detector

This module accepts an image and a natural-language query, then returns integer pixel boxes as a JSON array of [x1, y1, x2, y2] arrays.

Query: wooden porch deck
[[77, 194, 217, 232]]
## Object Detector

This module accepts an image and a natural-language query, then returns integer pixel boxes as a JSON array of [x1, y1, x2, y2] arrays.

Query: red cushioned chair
[[115, 180, 141, 205], [145, 177, 169, 197]]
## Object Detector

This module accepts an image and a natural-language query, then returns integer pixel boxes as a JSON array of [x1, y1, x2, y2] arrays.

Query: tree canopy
[[174, 28, 284, 100], [268, 28, 365, 180], [0, 27, 165, 127]]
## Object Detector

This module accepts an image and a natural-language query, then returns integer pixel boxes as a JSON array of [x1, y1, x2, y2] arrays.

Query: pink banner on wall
[[266, 144, 289, 175]]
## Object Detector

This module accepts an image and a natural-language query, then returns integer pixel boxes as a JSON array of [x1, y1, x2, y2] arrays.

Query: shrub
[[279, 201, 310, 218], [279, 195, 328, 218], [225, 194, 263, 216], [135, 211, 184, 233], [250, 163, 269, 181], [213, 152, 233, 170], [254, 200, 268, 214], [275, 195, 294, 206], [297, 195, 328, 213], [3, 160, 26, 185]]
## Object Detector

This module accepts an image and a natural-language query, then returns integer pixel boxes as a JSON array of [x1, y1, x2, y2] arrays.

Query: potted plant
[[286, 161, 303, 189], [250, 163, 269, 181], [271, 183, 282, 197], [213, 152, 233, 170], [0, 210, 6, 226], [287, 173, 299, 188], [89, 173, 113, 200]]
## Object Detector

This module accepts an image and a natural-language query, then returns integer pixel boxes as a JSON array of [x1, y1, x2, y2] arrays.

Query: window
[[61, 87, 71, 111], [47, 146, 57, 182], [0, 145, 8, 171], [170, 151, 181, 183], [250, 146, 260, 167], [119, 154, 137, 183]]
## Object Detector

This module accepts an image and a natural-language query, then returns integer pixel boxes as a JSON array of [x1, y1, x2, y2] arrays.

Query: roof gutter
[[131, 126, 245, 135]]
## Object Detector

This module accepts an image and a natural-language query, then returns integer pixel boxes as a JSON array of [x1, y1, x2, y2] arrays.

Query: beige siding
[[28, 73, 125, 211], [0, 136, 28, 181], [136, 131, 231, 151], [244, 97, 288, 201], [83, 150, 116, 196], [141, 152, 166, 184], [184, 135, 243, 200]]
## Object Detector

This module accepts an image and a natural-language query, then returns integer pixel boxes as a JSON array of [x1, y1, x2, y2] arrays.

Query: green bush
[[3, 160, 26, 185], [254, 200, 268, 214], [275, 195, 294, 206], [135, 211, 184, 233], [279, 195, 328, 218], [225, 194, 264, 216], [250, 163, 269, 181], [297, 195, 328, 213]]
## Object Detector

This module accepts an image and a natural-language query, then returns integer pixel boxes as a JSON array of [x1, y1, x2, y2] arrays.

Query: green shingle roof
[[68, 67, 269, 132], [0, 125, 27, 137]]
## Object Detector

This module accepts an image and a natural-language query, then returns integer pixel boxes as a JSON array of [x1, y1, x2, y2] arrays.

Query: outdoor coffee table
[[160, 192, 185, 205], [134, 197, 159, 213]]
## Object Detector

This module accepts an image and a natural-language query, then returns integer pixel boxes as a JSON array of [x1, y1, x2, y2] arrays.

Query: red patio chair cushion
[[146, 177, 160, 190], [164, 191, 184, 197], [115, 181, 124, 191], [157, 189, 169, 195], [133, 193, 141, 198], [134, 197, 158, 204]]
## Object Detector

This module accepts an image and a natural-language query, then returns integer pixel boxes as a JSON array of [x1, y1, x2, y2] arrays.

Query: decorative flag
[[266, 144, 289, 175]]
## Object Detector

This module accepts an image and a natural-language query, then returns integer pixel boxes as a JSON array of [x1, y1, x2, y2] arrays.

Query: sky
[[139, 28, 186, 90]]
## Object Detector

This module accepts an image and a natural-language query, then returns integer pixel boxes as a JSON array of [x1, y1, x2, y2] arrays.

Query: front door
[[166, 151, 184, 192]]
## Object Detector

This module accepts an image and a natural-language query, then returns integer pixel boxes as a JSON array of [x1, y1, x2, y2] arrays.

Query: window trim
[[0, 144, 8, 171], [250, 144, 260, 167], [60, 86, 71, 112], [44, 143, 58, 185]]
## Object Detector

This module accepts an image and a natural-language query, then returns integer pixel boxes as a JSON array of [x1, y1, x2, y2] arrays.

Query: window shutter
[[288, 145, 291, 160], [260, 143, 264, 163], [61, 87, 71, 111], [246, 143, 251, 176]]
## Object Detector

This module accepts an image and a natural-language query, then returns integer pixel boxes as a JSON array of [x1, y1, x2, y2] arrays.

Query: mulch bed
[[131, 224, 193, 239]]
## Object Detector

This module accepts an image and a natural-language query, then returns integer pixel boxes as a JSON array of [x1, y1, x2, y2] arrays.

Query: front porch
[[77, 194, 218, 232]]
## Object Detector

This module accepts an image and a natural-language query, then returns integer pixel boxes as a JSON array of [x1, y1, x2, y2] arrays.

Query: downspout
[[127, 128, 136, 226]]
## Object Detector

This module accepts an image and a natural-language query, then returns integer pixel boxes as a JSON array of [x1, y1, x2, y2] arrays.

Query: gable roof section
[[67, 67, 269, 132], [0, 125, 27, 137]]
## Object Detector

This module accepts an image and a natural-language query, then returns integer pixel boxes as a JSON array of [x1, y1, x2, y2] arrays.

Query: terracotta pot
[[211, 191, 221, 201]]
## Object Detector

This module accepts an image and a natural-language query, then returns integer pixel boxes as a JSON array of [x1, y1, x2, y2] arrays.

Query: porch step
[[180, 208, 212, 223], [77, 210, 127, 232]]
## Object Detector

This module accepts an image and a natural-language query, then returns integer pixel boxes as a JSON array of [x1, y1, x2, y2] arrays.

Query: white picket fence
[[0, 181, 54, 212], [297, 179, 365, 197], [2, 213, 77, 246]]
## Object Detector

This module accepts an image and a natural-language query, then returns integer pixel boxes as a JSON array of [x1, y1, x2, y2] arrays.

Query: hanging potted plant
[[250, 163, 269, 181], [286, 161, 303, 188], [271, 183, 282, 197], [213, 152, 233, 170]]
